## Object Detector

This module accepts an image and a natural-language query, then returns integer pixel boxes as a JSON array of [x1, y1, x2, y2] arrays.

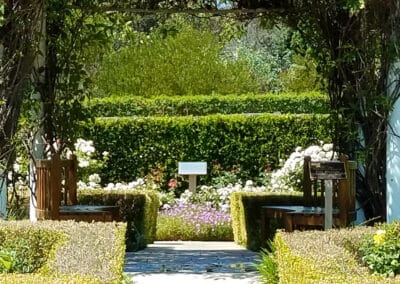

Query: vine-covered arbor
[[1, 0, 399, 221]]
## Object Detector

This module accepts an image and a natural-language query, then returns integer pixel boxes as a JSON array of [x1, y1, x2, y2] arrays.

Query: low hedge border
[[85, 92, 329, 117], [77, 189, 159, 251], [273, 228, 399, 283], [230, 192, 303, 251], [0, 223, 65, 273], [0, 220, 126, 283], [0, 273, 100, 284]]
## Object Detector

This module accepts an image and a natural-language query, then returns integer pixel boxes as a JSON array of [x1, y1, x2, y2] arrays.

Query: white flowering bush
[[177, 180, 267, 211], [74, 138, 109, 187], [268, 143, 337, 192], [78, 176, 158, 191], [157, 143, 337, 211]]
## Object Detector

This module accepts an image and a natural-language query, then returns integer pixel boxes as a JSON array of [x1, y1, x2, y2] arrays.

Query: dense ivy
[[83, 113, 332, 185], [85, 92, 329, 117]]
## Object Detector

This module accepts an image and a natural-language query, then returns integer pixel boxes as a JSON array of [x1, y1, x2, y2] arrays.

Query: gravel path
[[124, 241, 260, 284]]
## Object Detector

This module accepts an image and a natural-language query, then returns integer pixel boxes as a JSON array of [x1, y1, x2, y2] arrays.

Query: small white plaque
[[178, 162, 207, 175]]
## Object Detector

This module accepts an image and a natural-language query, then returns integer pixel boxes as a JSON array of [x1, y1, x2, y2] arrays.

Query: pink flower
[[168, 179, 177, 188]]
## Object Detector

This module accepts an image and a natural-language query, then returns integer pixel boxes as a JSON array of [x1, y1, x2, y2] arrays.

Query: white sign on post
[[178, 162, 207, 192], [178, 162, 207, 175]]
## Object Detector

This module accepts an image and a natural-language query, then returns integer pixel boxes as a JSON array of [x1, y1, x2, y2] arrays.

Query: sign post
[[309, 160, 347, 230], [178, 162, 207, 193]]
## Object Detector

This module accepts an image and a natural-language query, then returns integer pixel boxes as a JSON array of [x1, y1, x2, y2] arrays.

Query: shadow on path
[[124, 241, 260, 283]]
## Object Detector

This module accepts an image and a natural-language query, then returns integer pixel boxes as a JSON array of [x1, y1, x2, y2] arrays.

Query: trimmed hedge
[[230, 192, 303, 251], [77, 189, 159, 251], [85, 92, 329, 117], [0, 224, 65, 273], [0, 220, 126, 283], [44, 221, 126, 283], [0, 274, 100, 284], [272, 228, 398, 283], [84, 113, 332, 184]]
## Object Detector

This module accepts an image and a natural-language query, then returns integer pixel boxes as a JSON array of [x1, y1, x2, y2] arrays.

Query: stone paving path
[[124, 241, 260, 284]]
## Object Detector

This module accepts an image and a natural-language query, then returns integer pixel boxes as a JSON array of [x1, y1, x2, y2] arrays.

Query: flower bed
[[157, 202, 233, 241]]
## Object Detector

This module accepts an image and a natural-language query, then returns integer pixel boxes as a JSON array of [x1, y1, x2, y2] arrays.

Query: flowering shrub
[[359, 221, 400, 277], [74, 138, 108, 185], [177, 180, 267, 211], [269, 143, 336, 192], [157, 143, 337, 210], [157, 202, 233, 241]]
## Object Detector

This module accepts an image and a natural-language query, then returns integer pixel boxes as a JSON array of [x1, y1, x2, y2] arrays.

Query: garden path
[[124, 241, 260, 284]]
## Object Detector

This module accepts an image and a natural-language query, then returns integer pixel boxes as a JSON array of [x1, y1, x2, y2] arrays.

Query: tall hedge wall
[[85, 92, 329, 117], [84, 113, 332, 184]]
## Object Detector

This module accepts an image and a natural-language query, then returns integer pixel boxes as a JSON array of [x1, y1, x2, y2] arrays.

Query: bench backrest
[[35, 154, 78, 220]]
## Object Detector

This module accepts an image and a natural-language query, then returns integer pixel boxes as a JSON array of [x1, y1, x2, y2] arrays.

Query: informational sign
[[309, 161, 346, 180], [178, 162, 207, 175], [178, 162, 207, 193], [307, 160, 347, 229]]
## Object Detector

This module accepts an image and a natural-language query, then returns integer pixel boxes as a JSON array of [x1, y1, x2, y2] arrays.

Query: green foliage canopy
[[94, 23, 259, 97]]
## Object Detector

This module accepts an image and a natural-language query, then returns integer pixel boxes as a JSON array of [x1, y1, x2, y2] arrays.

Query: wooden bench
[[35, 154, 119, 222], [261, 156, 356, 236]]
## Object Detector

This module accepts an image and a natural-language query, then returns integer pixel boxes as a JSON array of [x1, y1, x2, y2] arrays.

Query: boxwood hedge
[[84, 92, 329, 117], [0, 220, 126, 283], [83, 113, 332, 184], [77, 189, 159, 251], [230, 192, 303, 251], [272, 228, 398, 283]]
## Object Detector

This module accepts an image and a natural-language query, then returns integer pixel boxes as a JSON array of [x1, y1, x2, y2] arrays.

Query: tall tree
[[232, 0, 400, 221], [0, 0, 43, 168]]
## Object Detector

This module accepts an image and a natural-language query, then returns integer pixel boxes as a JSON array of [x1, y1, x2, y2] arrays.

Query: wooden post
[[68, 154, 78, 205], [303, 156, 312, 206], [36, 159, 50, 220], [338, 158, 357, 226], [35, 154, 63, 220], [50, 154, 61, 219], [188, 175, 197, 193]]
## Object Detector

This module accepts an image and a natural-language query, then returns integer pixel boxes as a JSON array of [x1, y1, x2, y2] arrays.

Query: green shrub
[[77, 189, 159, 251], [256, 247, 279, 284], [230, 192, 303, 251], [359, 221, 400, 277], [85, 92, 329, 117], [42, 221, 126, 283], [0, 220, 126, 283], [272, 228, 397, 283], [94, 25, 258, 97], [0, 224, 65, 273], [83, 113, 332, 185]]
